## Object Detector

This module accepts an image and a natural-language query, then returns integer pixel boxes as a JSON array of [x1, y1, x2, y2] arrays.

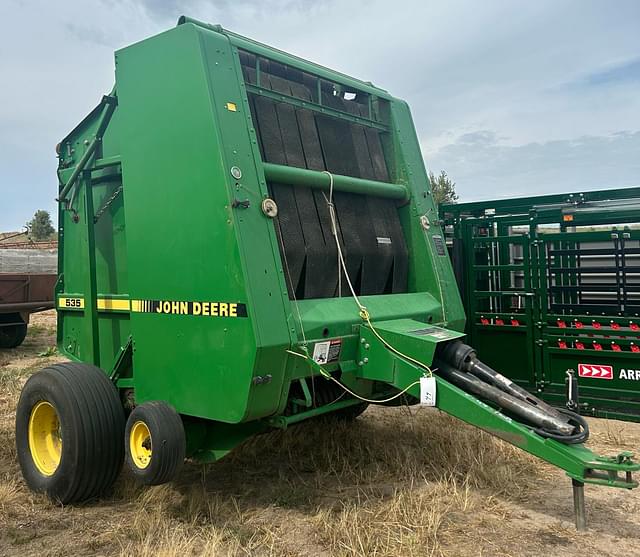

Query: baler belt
[[278, 101, 334, 298], [244, 59, 408, 299]]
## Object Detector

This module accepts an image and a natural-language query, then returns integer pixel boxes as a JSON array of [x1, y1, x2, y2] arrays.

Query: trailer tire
[[15, 362, 125, 504], [0, 320, 28, 348], [125, 401, 185, 486]]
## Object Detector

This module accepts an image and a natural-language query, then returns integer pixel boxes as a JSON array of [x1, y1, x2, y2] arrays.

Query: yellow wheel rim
[[28, 401, 62, 476], [129, 421, 152, 469]]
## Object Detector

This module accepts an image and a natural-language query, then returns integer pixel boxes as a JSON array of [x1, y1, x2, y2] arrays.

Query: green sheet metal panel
[[114, 24, 291, 422]]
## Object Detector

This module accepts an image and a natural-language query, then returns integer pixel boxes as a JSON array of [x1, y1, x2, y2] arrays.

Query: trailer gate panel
[[443, 187, 640, 422]]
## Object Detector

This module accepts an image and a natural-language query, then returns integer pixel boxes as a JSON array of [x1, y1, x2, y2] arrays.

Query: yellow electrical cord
[[320, 170, 433, 377], [360, 308, 433, 377], [286, 349, 421, 404]]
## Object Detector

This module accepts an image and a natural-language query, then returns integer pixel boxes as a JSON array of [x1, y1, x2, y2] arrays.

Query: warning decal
[[578, 363, 613, 380], [312, 339, 342, 364]]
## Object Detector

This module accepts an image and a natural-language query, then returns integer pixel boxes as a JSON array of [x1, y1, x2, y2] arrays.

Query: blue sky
[[1, 0, 639, 230]]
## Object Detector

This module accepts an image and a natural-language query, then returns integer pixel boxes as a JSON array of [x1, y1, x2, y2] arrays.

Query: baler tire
[[125, 401, 185, 486], [15, 362, 125, 504], [0, 322, 28, 348]]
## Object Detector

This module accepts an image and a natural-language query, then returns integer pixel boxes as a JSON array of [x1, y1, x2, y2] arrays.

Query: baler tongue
[[355, 318, 640, 530]]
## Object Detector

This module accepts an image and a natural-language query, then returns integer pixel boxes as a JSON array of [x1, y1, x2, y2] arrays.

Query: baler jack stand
[[572, 479, 587, 531]]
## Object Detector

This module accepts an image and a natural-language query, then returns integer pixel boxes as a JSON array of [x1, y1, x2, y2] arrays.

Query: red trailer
[[0, 245, 57, 348]]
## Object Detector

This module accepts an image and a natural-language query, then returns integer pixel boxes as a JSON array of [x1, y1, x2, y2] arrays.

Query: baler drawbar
[[15, 16, 639, 530]]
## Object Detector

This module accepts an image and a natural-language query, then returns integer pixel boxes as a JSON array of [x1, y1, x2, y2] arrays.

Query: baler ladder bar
[[57, 95, 117, 205]]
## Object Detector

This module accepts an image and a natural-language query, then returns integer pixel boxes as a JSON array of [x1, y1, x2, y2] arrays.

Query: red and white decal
[[578, 363, 613, 380]]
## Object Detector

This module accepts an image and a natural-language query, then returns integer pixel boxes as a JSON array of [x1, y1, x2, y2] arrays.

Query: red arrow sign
[[578, 364, 613, 380]]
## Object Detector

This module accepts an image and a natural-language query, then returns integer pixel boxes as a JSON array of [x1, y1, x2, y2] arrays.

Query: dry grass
[[2, 311, 640, 556]]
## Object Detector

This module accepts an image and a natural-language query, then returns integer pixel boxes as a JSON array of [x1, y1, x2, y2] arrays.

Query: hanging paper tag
[[420, 376, 437, 406]]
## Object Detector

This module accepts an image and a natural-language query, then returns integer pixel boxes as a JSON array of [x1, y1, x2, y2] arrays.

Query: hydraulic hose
[[434, 360, 576, 436], [534, 408, 589, 445], [433, 351, 590, 444], [439, 341, 571, 425]]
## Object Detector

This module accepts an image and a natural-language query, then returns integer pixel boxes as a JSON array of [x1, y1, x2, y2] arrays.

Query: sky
[[1, 0, 639, 230]]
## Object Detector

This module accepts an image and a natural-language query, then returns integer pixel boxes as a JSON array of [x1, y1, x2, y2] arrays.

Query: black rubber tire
[[15, 362, 125, 504], [124, 401, 185, 486], [0, 322, 28, 348]]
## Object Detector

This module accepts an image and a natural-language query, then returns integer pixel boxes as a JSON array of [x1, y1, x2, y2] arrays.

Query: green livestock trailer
[[15, 17, 639, 528], [441, 187, 640, 422]]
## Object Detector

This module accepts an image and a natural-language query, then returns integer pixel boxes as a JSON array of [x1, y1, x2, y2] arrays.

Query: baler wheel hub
[[28, 401, 62, 476], [129, 421, 153, 469]]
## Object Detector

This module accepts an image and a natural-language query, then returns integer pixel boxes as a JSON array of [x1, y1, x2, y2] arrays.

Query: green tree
[[429, 170, 458, 205], [27, 210, 55, 241]]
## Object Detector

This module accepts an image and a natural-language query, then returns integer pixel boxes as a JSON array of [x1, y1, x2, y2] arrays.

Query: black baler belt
[[253, 96, 286, 165], [269, 183, 306, 295], [294, 105, 339, 296], [296, 109, 325, 171], [315, 114, 358, 177], [276, 100, 336, 299], [364, 128, 390, 182], [332, 192, 364, 294], [246, 75, 407, 299], [267, 74, 292, 95], [315, 115, 366, 291], [289, 81, 312, 102], [350, 124, 376, 180], [253, 94, 305, 294], [350, 124, 391, 293], [275, 103, 305, 168], [377, 199, 409, 292], [242, 65, 257, 85], [363, 197, 395, 294]]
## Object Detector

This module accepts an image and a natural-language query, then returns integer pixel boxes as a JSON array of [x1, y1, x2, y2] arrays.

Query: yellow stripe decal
[[62, 297, 248, 318], [97, 299, 131, 311]]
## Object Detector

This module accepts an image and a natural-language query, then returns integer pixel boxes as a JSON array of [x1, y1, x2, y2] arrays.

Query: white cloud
[[429, 130, 640, 201]]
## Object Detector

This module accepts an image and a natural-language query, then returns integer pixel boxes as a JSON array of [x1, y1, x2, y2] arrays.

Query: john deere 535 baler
[[16, 17, 639, 527]]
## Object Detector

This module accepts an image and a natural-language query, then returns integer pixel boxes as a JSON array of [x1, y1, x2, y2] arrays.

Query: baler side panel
[[57, 105, 131, 369], [197, 28, 294, 420], [115, 25, 288, 422]]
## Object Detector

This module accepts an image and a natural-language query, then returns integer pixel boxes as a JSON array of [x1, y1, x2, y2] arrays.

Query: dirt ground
[[1, 310, 640, 556]]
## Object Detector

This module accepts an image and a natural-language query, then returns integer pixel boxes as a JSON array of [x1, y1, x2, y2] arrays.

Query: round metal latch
[[261, 198, 278, 218], [230, 166, 242, 180], [420, 215, 431, 230]]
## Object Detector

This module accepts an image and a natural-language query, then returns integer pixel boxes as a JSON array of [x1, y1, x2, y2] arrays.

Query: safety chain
[[93, 185, 123, 223]]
